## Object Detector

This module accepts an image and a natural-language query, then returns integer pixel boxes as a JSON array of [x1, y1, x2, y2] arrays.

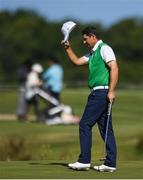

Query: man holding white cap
[[62, 26, 118, 172]]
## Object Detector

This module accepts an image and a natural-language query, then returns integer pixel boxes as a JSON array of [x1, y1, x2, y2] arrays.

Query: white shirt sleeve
[[83, 53, 91, 62], [100, 45, 116, 63]]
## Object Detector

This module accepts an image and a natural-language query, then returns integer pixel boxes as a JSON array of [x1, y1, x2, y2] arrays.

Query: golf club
[[61, 21, 76, 42], [100, 101, 113, 161]]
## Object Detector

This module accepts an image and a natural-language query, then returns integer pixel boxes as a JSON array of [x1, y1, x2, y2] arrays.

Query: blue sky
[[0, 0, 143, 27]]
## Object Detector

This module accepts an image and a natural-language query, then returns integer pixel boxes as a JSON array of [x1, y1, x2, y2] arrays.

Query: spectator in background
[[42, 56, 64, 101], [42, 56, 64, 120], [25, 63, 43, 120], [16, 60, 33, 121]]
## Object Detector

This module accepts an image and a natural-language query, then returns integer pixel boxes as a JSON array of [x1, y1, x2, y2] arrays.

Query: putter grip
[[107, 102, 112, 116]]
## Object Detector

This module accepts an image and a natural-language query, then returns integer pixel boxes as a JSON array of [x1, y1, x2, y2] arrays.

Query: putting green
[[0, 160, 143, 179]]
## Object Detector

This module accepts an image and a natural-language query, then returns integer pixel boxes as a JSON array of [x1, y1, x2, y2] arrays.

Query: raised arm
[[62, 41, 87, 66]]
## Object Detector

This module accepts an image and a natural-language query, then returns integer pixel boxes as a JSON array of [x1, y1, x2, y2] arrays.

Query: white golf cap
[[32, 63, 43, 73], [61, 21, 76, 42]]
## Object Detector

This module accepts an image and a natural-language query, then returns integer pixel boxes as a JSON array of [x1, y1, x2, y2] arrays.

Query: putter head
[[61, 21, 76, 42]]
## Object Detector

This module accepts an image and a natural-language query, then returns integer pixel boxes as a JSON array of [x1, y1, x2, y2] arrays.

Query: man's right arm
[[62, 41, 87, 66]]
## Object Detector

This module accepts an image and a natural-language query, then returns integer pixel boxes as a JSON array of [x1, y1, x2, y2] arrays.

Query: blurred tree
[[105, 18, 143, 61], [0, 10, 143, 85], [104, 18, 143, 84]]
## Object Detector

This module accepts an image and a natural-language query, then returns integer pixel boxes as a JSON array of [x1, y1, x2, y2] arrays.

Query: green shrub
[[0, 136, 31, 161]]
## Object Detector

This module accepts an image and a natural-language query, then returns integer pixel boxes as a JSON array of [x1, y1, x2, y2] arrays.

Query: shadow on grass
[[48, 162, 68, 167], [28, 162, 68, 167], [28, 162, 97, 172]]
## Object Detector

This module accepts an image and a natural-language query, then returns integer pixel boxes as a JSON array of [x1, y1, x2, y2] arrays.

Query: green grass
[[0, 88, 143, 178], [0, 160, 143, 179]]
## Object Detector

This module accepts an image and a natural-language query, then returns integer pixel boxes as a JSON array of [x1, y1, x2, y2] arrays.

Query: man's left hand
[[107, 90, 115, 103]]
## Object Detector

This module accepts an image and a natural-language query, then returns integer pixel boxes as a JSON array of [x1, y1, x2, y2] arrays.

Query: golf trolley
[[27, 87, 79, 125]]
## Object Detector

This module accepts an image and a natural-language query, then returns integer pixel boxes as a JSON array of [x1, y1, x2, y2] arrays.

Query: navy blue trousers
[[78, 89, 117, 167]]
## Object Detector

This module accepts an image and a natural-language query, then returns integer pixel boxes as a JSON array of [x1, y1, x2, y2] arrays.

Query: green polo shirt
[[88, 43, 110, 89]]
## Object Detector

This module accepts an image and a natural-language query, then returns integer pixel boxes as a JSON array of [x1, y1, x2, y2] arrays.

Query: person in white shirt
[[25, 63, 43, 119]]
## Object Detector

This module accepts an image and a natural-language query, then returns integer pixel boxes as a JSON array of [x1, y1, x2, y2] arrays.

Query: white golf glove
[[61, 21, 76, 42]]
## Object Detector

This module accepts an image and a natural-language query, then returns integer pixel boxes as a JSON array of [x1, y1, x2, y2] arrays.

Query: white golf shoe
[[68, 162, 91, 170], [93, 164, 116, 172]]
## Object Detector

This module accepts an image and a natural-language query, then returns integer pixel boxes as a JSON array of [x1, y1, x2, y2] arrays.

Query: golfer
[[62, 26, 118, 172]]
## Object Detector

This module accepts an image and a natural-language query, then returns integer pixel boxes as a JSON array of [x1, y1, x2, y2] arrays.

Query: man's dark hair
[[82, 26, 100, 39]]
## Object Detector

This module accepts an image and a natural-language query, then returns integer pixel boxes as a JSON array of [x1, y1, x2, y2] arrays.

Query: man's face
[[83, 34, 97, 49]]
